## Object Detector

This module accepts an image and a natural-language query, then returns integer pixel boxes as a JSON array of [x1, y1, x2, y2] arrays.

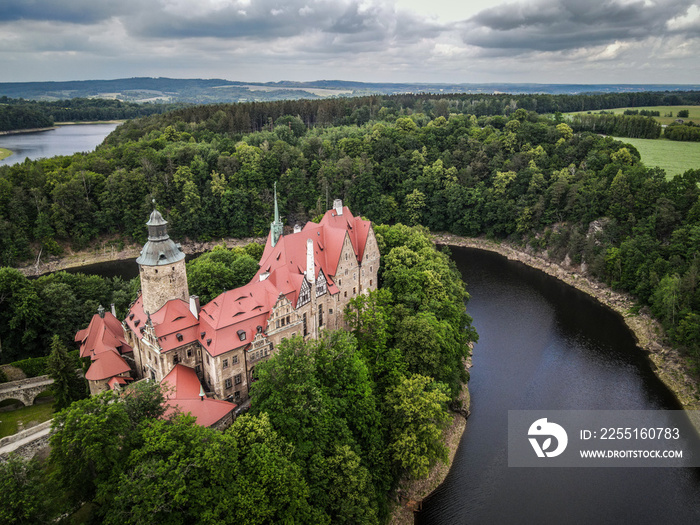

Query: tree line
[[665, 122, 700, 142], [0, 96, 185, 132], [569, 113, 662, 139]]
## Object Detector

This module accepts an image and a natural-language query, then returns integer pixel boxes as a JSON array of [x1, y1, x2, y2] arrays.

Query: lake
[[0, 123, 120, 166], [417, 246, 700, 524]]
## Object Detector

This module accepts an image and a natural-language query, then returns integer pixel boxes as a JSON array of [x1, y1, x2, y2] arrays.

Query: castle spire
[[270, 182, 283, 247]]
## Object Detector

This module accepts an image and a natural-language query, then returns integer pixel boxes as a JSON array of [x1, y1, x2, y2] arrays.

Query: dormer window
[[176, 333, 183, 342], [206, 338, 212, 346], [237, 330, 246, 341], [129, 313, 134, 320], [134, 319, 140, 327], [200, 331, 206, 339]]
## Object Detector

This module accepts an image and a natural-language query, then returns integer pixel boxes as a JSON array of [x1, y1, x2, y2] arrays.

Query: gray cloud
[[0, 0, 134, 24], [463, 0, 696, 52]]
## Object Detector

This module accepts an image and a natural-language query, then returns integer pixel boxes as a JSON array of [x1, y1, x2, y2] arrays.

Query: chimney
[[293, 224, 302, 233], [98, 305, 105, 318], [333, 198, 343, 216], [189, 295, 200, 319], [259, 271, 269, 281], [306, 238, 314, 283], [199, 383, 205, 401], [110, 303, 116, 317]]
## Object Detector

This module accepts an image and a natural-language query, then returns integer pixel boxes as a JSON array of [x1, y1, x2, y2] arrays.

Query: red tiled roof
[[77, 312, 132, 359], [198, 278, 279, 357], [161, 365, 236, 427], [125, 297, 199, 352], [85, 349, 131, 381], [122, 205, 369, 362], [107, 376, 133, 389]]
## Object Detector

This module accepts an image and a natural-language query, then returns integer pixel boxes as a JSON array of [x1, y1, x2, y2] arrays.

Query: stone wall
[[0, 420, 52, 462]]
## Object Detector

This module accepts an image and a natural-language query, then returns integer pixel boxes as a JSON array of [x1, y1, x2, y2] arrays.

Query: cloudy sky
[[1, 0, 699, 84]]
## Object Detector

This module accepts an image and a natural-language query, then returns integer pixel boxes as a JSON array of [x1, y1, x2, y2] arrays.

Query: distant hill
[[1, 77, 698, 104]]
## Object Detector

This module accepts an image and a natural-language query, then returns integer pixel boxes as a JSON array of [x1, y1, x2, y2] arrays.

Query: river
[[42, 245, 700, 523], [0, 123, 120, 166], [417, 247, 700, 524]]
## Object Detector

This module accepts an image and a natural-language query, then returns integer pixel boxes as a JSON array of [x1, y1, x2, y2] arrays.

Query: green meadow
[[620, 137, 700, 179], [568, 106, 700, 126], [0, 147, 12, 161]]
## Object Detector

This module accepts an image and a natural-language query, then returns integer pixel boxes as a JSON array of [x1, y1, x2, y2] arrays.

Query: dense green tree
[[386, 374, 452, 479], [0, 455, 51, 524], [46, 334, 86, 410]]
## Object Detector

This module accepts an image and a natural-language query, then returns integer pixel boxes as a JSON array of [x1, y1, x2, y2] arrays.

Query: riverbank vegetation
[[1, 224, 475, 524], [0, 96, 185, 132], [0, 148, 11, 160]]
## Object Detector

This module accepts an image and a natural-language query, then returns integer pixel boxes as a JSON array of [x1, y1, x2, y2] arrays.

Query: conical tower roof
[[136, 205, 185, 266]]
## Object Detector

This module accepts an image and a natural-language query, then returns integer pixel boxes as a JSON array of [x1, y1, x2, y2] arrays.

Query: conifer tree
[[46, 334, 85, 411]]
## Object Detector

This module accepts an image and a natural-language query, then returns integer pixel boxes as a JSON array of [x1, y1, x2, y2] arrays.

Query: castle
[[75, 196, 379, 427]]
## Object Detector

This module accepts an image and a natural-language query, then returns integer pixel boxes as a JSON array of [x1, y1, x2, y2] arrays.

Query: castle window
[[225, 378, 232, 389], [187, 348, 192, 357], [370, 280, 373, 287], [234, 374, 242, 385], [286, 315, 290, 325], [318, 304, 323, 327], [353, 287, 356, 295], [195, 365, 201, 374], [232, 355, 238, 364], [303, 313, 307, 336], [223, 358, 229, 369], [234, 390, 240, 400], [206, 355, 210, 364], [173, 354, 179, 365]]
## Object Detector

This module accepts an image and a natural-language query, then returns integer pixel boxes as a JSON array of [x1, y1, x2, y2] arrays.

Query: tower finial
[[270, 182, 283, 247]]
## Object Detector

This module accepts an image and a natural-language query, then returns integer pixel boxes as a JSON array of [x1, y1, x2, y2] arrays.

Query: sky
[[1, 0, 699, 84]]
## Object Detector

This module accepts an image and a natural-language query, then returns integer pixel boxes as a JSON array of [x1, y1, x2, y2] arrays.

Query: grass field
[[0, 147, 12, 160], [620, 137, 700, 178], [0, 395, 54, 438], [567, 106, 700, 126]]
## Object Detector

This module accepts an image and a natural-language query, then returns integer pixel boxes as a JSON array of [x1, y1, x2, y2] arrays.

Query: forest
[[0, 97, 184, 132], [1, 91, 700, 370]]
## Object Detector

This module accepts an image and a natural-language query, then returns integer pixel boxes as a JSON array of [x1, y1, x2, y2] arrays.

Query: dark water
[[0, 123, 119, 166], [417, 247, 700, 525], [45, 252, 202, 280]]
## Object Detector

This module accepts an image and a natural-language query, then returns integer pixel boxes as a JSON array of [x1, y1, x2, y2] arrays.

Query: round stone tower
[[136, 207, 189, 314]]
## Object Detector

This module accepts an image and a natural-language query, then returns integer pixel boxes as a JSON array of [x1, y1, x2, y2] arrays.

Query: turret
[[270, 182, 284, 247], [136, 203, 189, 314]]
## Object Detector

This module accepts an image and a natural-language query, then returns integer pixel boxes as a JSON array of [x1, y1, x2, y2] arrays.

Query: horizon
[[2, 1, 699, 85]]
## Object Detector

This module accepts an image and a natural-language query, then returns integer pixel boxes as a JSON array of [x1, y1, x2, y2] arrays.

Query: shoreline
[[0, 126, 57, 136], [0, 121, 125, 137], [389, 355, 472, 524], [15, 236, 266, 277], [436, 234, 700, 411]]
